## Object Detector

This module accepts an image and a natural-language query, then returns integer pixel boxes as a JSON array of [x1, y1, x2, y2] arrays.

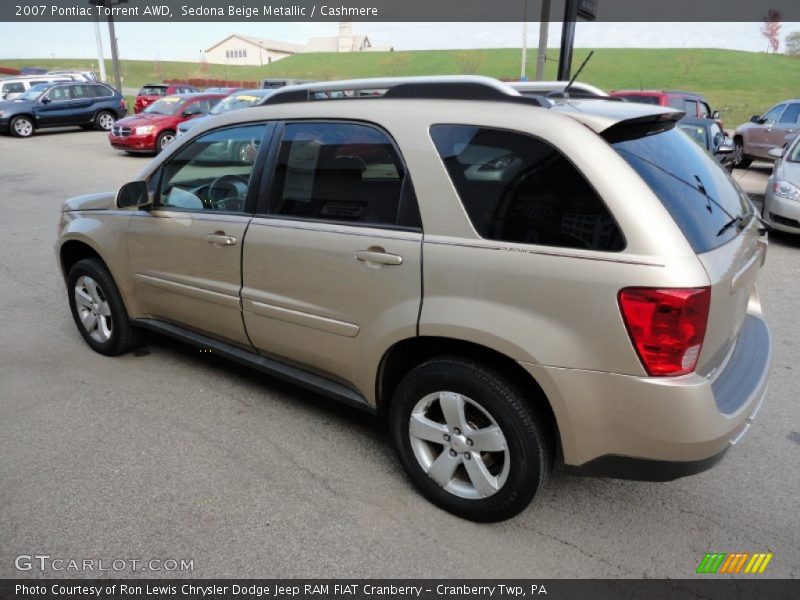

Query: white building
[[204, 34, 304, 66], [204, 23, 393, 65]]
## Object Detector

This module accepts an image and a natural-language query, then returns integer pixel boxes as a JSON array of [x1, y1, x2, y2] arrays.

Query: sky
[[1, 22, 799, 62]]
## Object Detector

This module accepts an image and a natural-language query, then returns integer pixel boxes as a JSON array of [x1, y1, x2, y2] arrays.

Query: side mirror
[[116, 180, 151, 209], [183, 107, 202, 117], [40, 96, 51, 104], [768, 146, 784, 159], [711, 110, 720, 120], [750, 114, 762, 124], [716, 140, 735, 155]]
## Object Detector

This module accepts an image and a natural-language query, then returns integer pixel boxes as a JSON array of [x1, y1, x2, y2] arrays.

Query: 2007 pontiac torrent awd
[[56, 77, 772, 522]]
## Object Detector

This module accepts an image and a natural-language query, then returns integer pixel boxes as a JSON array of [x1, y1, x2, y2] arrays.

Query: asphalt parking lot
[[1, 128, 798, 579]]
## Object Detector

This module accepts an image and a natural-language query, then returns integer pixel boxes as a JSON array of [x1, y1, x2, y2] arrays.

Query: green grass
[[3, 48, 798, 126]]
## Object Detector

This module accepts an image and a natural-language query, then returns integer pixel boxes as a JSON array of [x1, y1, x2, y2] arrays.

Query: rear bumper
[[520, 311, 771, 480]]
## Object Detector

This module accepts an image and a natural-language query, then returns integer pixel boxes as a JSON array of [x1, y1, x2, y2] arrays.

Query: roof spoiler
[[601, 111, 684, 143]]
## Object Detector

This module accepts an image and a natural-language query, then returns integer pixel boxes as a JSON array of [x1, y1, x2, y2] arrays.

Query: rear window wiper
[[716, 214, 745, 237]]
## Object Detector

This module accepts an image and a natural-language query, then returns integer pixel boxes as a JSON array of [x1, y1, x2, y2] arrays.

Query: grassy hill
[[3, 48, 798, 126]]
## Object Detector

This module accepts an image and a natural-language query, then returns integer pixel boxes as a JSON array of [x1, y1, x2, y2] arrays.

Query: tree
[[787, 31, 800, 56], [761, 10, 782, 53]]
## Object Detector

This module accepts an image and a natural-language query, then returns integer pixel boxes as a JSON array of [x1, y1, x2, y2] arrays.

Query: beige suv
[[56, 77, 772, 522]]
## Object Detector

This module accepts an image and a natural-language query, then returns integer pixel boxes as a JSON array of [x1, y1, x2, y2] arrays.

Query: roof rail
[[262, 75, 550, 108]]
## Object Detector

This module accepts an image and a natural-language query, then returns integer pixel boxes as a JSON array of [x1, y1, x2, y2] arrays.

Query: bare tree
[[761, 10, 782, 53], [786, 31, 800, 56]]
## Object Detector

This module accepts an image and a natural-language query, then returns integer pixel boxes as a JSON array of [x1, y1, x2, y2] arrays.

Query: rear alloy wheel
[[390, 358, 551, 522], [156, 130, 175, 153], [734, 139, 752, 169], [67, 258, 141, 356], [10, 116, 34, 138], [94, 110, 115, 131]]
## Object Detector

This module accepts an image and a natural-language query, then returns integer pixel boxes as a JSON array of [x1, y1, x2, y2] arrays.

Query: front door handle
[[205, 232, 237, 246], [354, 248, 403, 266]]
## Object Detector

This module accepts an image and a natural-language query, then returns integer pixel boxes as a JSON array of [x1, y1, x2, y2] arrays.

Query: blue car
[[176, 88, 274, 137], [0, 81, 127, 138]]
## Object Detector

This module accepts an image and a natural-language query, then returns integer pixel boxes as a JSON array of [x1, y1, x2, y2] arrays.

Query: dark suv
[[0, 81, 127, 138]]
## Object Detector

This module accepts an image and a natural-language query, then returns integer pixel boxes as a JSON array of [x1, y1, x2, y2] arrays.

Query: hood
[[63, 192, 117, 212], [115, 112, 170, 127], [735, 122, 758, 135], [4, 98, 37, 109]]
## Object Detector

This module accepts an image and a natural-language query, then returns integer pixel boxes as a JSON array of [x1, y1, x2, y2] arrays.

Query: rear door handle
[[354, 248, 403, 266], [205, 233, 237, 246]]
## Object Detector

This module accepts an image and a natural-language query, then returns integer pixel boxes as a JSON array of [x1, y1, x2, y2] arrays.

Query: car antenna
[[563, 50, 594, 99]]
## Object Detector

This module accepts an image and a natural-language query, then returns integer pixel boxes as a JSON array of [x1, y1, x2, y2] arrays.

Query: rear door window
[[612, 126, 753, 253], [684, 99, 699, 117], [431, 125, 624, 251]]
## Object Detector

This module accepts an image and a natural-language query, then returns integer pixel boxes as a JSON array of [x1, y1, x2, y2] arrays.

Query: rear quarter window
[[612, 126, 753, 254], [430, 125, 624, 251]]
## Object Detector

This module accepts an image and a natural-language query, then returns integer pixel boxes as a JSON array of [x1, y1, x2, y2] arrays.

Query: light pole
[[93, 11, 107, 82], [535, 0, 551, 81], [258, 42, 264, 67], [520, 0, 528, 80], [89, 0, 126, 92]]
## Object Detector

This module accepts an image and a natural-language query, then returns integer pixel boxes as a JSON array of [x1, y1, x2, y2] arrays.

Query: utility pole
[[535, 0, 550, 80], [520, 0, 528, 80], [93, 15, 107, 82]]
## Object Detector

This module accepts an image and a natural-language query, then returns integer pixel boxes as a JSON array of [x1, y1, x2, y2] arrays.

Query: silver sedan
[[764, 137, 800, 234]]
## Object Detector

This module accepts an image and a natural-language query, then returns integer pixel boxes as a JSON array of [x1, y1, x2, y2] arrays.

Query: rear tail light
[[618, 287, 711, 377], [120, 99, 127, 110]]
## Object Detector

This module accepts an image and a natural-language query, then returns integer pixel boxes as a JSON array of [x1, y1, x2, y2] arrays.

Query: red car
[[610, 89, 722, 127], [134, 82, 198, 114], [109, 93, 226, 154]]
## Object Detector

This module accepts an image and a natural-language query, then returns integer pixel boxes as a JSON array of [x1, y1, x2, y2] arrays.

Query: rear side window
[[267, 122, 420, 229], [430, 125, 624, 251], [91, 85, 114, 97], [612, 127, 753, 254], [617, 94, 661, 105], [684, 99, 699, 116], [69, 84, 93, 99], [139, 86, 166, 96]]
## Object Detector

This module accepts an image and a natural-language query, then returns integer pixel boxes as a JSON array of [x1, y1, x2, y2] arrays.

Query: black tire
[[9, 115, 34, 138], [66, 258, 141, 356], [734, 139, 752, 169], [94, 110, 115, 131], [389, 357, 552, 522], [156, 130, 175, 153]]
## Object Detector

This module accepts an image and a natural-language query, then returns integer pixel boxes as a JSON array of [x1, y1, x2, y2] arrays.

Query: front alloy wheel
[[74, 275, 113, 343], [11, 116, 34, 137], [66, 258, 141, 356]]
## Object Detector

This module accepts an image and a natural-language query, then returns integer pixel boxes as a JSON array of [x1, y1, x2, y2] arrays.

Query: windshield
[[210, 93, 262, 115], [144, 96, 184, 115], [16, 84, 49, 101], [612, 126, 753, 253]]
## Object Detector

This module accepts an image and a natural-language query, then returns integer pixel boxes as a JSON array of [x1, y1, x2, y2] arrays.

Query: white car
[[0, 75, 73, 101]]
